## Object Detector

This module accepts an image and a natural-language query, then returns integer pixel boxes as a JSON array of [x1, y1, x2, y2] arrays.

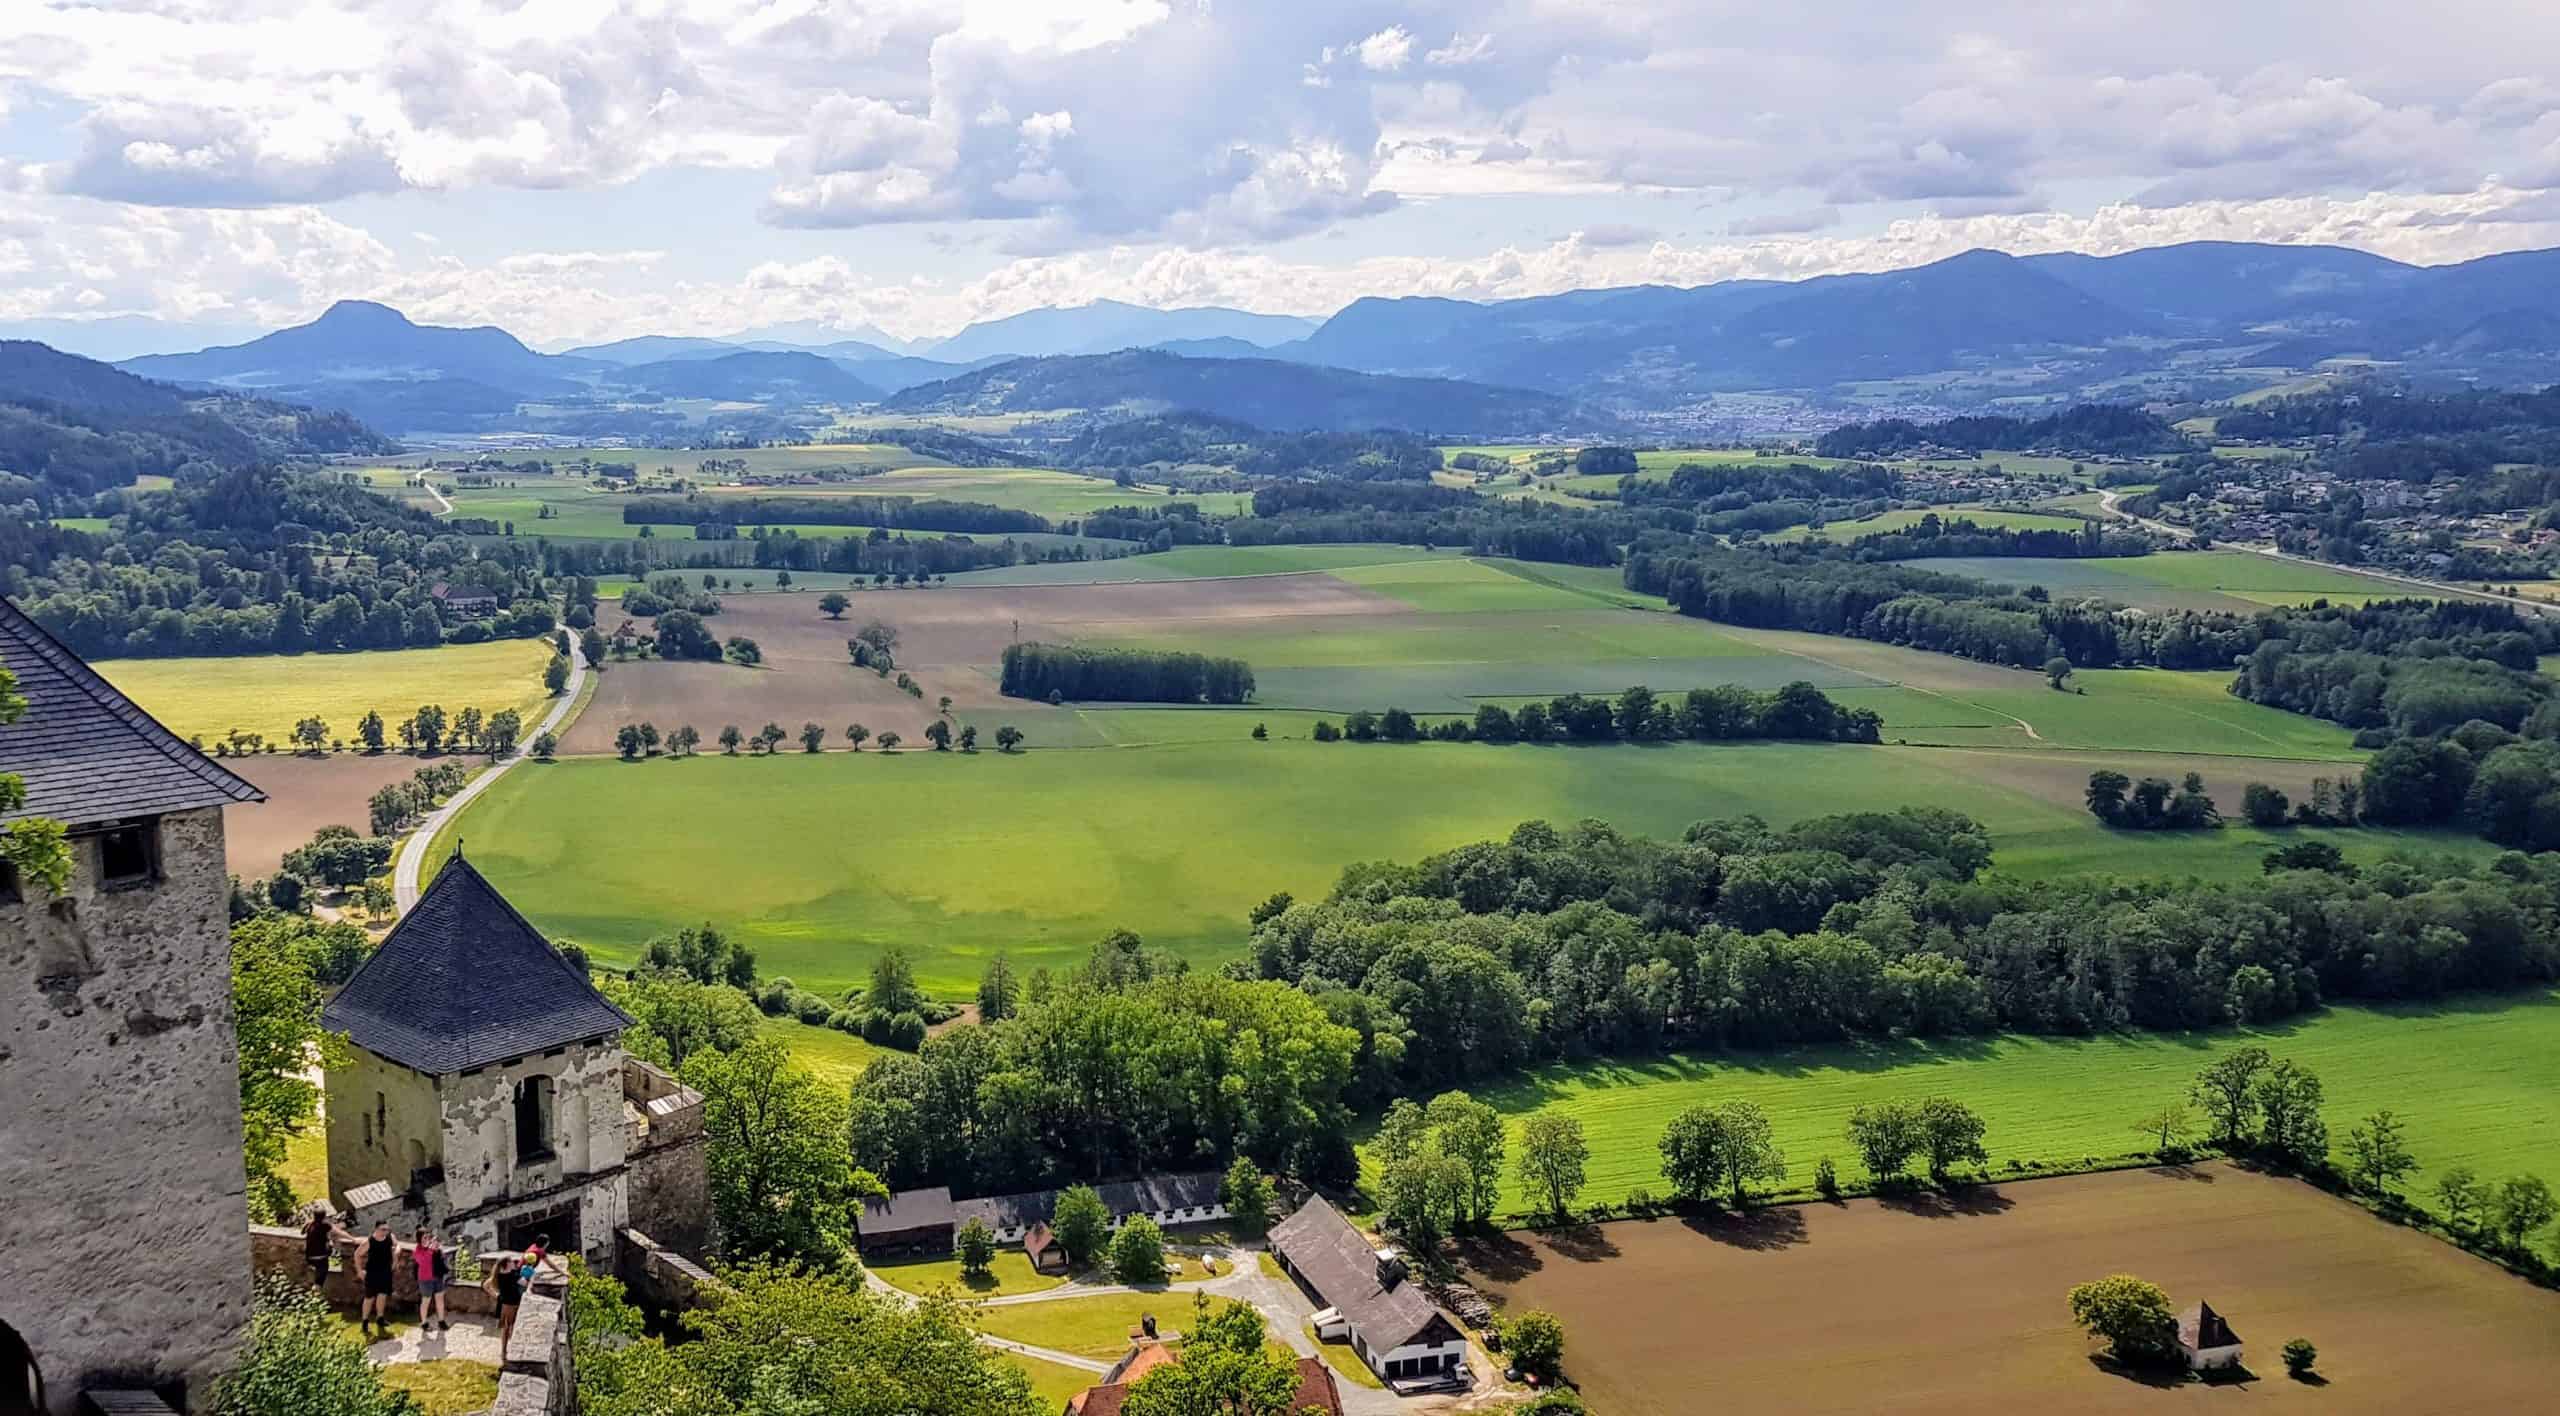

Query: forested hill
[[882, 348, 1609, 436], [1, 339, 394, 500], [1813, 403, 2192, 459]]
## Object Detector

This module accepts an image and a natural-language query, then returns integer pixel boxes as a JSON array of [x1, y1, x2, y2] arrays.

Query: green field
[[1425, 988, 2560, 1226], [437, 738, 2484, 998], [948, 545, 1469, 586], [1909, 550, 2448, 612], [405, 460, 1242, 535], [98, 638, 555, 744], [759, 1017, 883, 1089], [1764, 506, 2091, 542]]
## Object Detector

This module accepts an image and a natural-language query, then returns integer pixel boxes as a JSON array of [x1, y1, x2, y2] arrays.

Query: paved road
[[391, 628, 587, 911]]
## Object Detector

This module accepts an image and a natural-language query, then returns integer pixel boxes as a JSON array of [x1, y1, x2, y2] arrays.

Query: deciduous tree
[[2066, 1274, 2178, 1365], [1517, 1111, 1589, 1219], [1053, 1184, 1110, 1265], [2342, 1109, 2417, 1196]]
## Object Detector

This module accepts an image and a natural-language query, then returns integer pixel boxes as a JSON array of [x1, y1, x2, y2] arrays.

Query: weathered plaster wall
[[324, 1047, 443, 1207], [440, 1041, 626, 1213], [0, 808, 249, 1413]]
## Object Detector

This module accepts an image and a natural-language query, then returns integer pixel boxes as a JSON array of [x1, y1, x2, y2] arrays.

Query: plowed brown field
[[221, 752, 435, 878], [1459, 1164, 2560, 1415], [568, 577, 1401, 755]]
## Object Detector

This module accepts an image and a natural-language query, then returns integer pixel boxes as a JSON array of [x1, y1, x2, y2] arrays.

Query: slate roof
[[2179, 1301, 2241, 1351], [951, 1170, 1226, 1233], [320, 854, 632, 1075], [0, 597, 264, 827], [1269, 1196, 1463, 1355], [859, 1186, 957, 1237]]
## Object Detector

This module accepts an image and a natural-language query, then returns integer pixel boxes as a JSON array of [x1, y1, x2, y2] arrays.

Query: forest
[[5, 466, 556, 658], [1812, 403, 2190, 458], [998, 641, 1256, 704], [836, 808, 2560, 1200]]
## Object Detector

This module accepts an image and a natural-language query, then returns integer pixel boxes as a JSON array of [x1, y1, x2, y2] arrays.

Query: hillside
[[124, 300, 581, 390], [926, 300, 1318, 362], [616, 351, 881, 404], [0, 339, 393, 498], [882, 349, 1606, 435]]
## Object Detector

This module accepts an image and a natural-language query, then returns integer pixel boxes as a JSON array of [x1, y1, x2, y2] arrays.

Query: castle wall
[[325, 1046, 444, 1207], [0, 807, 248, 1412], [622, 1058, 711, 1258], [438, 1040, 627, 1214]]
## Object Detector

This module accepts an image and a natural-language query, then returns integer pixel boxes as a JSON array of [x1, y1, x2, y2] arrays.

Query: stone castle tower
[[0, 598, 267, 1413], [321, 854, 708, 1263]]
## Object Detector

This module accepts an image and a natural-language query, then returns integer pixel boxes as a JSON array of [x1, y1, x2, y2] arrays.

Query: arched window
[[1, 1318, 42, 1416], [514, 1076, 555, 1164]]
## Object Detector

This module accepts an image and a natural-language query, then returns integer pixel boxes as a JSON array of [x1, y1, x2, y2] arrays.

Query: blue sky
[[2, 1, 2557, 355]]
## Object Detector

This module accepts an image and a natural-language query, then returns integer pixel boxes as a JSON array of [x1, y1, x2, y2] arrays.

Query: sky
[[3, 0, 2559, 355]]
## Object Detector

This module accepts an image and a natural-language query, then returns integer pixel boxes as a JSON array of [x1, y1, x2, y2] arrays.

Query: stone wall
[[487, 1274, 573, 1416], [246, 1226, 497, 1316], [622, 1059, 711, 1258], [0, 807, 248, 1413], [439, 1039, 628, 1221], [616, 1228, 723, 1311]]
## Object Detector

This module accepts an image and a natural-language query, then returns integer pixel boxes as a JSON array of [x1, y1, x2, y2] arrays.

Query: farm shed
[[2178, 1301, 2244, 1371], [1269, 1197, 1467, 1383], [857, 1187, 958, 1258]]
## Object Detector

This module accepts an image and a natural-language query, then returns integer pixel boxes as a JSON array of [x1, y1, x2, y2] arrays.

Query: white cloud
[[9, 184, 2558, 349], [1426, 33, 1494, 67], [1354, 27, 1414, 73]]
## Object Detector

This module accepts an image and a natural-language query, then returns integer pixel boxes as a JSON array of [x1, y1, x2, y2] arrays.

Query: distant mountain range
[[882, 349, 1607, 436], [21, 239, 2555, 442]]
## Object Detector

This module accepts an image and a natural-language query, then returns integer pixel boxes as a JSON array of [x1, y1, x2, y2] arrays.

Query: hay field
[[99, 638, 555, 745], [1461, 1164, 2560, 1415]]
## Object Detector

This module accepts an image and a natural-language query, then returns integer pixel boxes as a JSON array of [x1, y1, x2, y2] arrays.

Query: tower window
[[94, 821, 160, 890], [514, 1076, 556, 1164]]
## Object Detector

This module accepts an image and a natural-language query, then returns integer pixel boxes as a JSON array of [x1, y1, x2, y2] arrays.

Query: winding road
[[391, 627, 588, 910]]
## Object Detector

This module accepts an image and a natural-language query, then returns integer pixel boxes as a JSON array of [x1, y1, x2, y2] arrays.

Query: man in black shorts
[[354, 1220, 400, 1337]]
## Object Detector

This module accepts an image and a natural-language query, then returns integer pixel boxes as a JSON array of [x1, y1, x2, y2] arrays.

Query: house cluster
[[856, 1171, 1230, 1262], [1270, 1197, 1470, 1389]]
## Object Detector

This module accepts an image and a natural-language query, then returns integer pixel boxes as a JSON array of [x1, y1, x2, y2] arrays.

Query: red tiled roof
[[1068, 1350, 1341, 1416]]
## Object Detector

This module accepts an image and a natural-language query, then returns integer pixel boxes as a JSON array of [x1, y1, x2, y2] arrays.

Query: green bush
[[2282, 1338, 2317, 1377]]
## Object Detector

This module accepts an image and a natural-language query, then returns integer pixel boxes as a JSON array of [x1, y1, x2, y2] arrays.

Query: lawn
[[759, 1017, 883, 1089], [1304, 1323, 1386, 1389], [97, 638, 556, 745], [380, 1360, 501, 1416], [1001, 1353, 1098, 1408], [1433, 987, 2560, 1224], [873, 1251, 1072, 1299], [438, 740, 2484, 999], [974, 1293, 1194, 1358]]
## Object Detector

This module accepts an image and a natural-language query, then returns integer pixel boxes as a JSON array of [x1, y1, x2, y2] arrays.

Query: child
[[413, 1225, 451, 1333]]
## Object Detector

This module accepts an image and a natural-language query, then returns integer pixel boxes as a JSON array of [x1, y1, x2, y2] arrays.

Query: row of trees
[[1310, 683, 1883, 747], [2085, 770, 2221, 830], [999, 641, 1256, 705], [364, 760, 473, 835], [609, 717, 1015, 759]]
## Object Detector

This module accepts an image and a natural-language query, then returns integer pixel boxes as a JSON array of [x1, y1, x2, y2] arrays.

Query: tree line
[[1238, 812, 2560, 1105], [1303, 682, 1882, 746], [622, 493, 1049, 535], [1812, 403, 2190, 458], [1000, 641, 1255, 704]]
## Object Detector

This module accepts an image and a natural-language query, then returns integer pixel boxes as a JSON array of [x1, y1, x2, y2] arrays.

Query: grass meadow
[[100, 637, 555, 744], [1763, 506, 2092, 542], [1425, 987, 2560, 1223], [436, 738, 2488, 998], [1910, 549, 2451, 612]]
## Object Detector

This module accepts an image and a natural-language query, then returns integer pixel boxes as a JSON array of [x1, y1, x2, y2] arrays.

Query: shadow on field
[[2143, 1162, 2216, 1183], [1879, 1185, 2016, 1220], [2086, 1356, 2192, 1390], [1543, 1224, 1622, 1265], [1452, 1233, 1543, 1284], [1679, 1207, 1807, 1252]]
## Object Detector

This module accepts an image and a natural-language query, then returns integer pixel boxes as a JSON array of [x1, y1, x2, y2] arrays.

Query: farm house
[[1270, 1197, 1469, 1386]]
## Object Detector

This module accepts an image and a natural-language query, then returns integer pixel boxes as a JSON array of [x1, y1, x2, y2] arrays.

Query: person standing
[[413, 1225, 451, 1333], [355, 1220, 400, 1338], [301, 1209, 342, 1293], [484, 1250, 525, 1348]]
